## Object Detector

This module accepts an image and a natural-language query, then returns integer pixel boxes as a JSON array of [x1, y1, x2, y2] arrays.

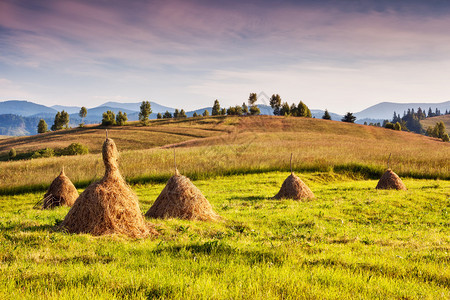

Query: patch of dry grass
[[421, 115, 450, 134], [0, 116, 448, 192]]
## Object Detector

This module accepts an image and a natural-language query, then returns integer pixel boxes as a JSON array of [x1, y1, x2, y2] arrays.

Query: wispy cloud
[[1, 0, 450, 110]]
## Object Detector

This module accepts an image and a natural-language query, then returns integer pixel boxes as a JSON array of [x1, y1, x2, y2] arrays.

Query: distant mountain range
[[0, 99, 449, 136], [354, 101, 450, 120]]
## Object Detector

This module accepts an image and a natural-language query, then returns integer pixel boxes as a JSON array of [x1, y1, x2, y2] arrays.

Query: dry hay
[[273, 172, 315, 201], [376, 169, 407, 190], [145, 170, 219, 221], [60, 138, 156, 238], [38, 169, 79, 209]]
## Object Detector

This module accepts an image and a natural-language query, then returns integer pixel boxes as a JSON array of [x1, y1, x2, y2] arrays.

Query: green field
[[0, 172, 449, 299], [0, 116, 449, 299]]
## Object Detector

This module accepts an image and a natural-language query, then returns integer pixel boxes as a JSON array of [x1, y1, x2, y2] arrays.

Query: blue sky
[[1, 0, 450, 113]]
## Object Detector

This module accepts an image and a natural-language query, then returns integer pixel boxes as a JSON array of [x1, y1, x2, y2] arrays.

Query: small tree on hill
[[242, 102, 249, 115], [443, 133, 450, 142], [102, 110, 116, 126], [250, 105, 260, 115], [139, 101, 152, 125], [394, 122, 402, 131], [384, 122, 395, 129], [179, 109, 187, 118], [79, 106, 87, 126], [270, 94, 282, 115], [322, 109, 331, 120], [60, 111, 70, 129], [163, 111, 172, 119], [9, 148, 16, 160], [297, 101, 311, 117], [51, 112, 61, 131], [157, 113, 162, 119], [203, 109, 210, 117], [220, 108, 227, 115], [51, 111, 69, 131], [290, 103, 298, 116], [280, 102, 290, 116], [248, 93, 260, 115], [342, 112, 356, 123], [116, 111, 128, 126], [212, 100, 221, 116], [192, 112, 198, 117], [37, 119, 48, 133], [173, 109, 180, 118]]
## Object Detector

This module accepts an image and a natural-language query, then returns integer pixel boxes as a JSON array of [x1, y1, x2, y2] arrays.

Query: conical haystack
[[60, 138, 155, 238], [376, 169, 407, 190], [40, 169, 78, 209], [145, 170, 218, 221], [274, 172, 315, 200]]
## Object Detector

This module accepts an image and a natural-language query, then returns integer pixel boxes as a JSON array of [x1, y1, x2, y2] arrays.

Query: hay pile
[[274, 172, 315, 200], [376, 169, 407, 190], [145, 170, 218, 221], [39, 169, 78, 209], [60, 138, 155, 238]]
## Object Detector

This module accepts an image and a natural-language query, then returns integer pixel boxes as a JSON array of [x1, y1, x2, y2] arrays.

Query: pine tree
[[116, 111, 128, 125], [322, 109, 331, 120], [179, 109, 187, 118], [297, 101, 311, 117], [341, 112, 356, 123], [212, 100, 221, 116], [280, 102, 290, 116], [203, 109, 210, 117], [102, 110, 116, 126], [173, 109, 180, 118], [290, 103, 297, 116], [242, 102, 249, 115], [37, 119, 48, 133], [51, 111, 69, 131], [139, 101, 152, 125], [269, 94, 282, 115], [163, 111, 172, 118], [157, 113, 162, 119]]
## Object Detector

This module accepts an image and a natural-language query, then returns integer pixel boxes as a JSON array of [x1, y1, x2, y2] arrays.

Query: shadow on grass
[[153, 240, 286, 265], [228, 195, 267, 202]]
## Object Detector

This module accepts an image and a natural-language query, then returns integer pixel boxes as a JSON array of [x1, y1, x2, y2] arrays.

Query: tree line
[[379, 106, 449, 142]]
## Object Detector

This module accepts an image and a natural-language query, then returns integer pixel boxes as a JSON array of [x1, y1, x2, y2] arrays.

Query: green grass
[[1, 172, 449, 299]]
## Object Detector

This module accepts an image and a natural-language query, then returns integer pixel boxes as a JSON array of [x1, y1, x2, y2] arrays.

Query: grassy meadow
[[0, 115, 449, 299], [0, 172, 449, 299], [0, 116, 449, 194]]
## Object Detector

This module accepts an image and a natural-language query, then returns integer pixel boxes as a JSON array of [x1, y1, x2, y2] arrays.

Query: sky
[[1, 0, 450, 114]]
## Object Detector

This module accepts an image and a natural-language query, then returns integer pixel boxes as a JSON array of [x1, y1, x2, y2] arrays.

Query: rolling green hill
[[0, 116, 448, 193]]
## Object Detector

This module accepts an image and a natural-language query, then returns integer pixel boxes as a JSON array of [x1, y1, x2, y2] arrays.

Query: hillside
[[421, 114, 450, 134], [0, 116, 448, 192]]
